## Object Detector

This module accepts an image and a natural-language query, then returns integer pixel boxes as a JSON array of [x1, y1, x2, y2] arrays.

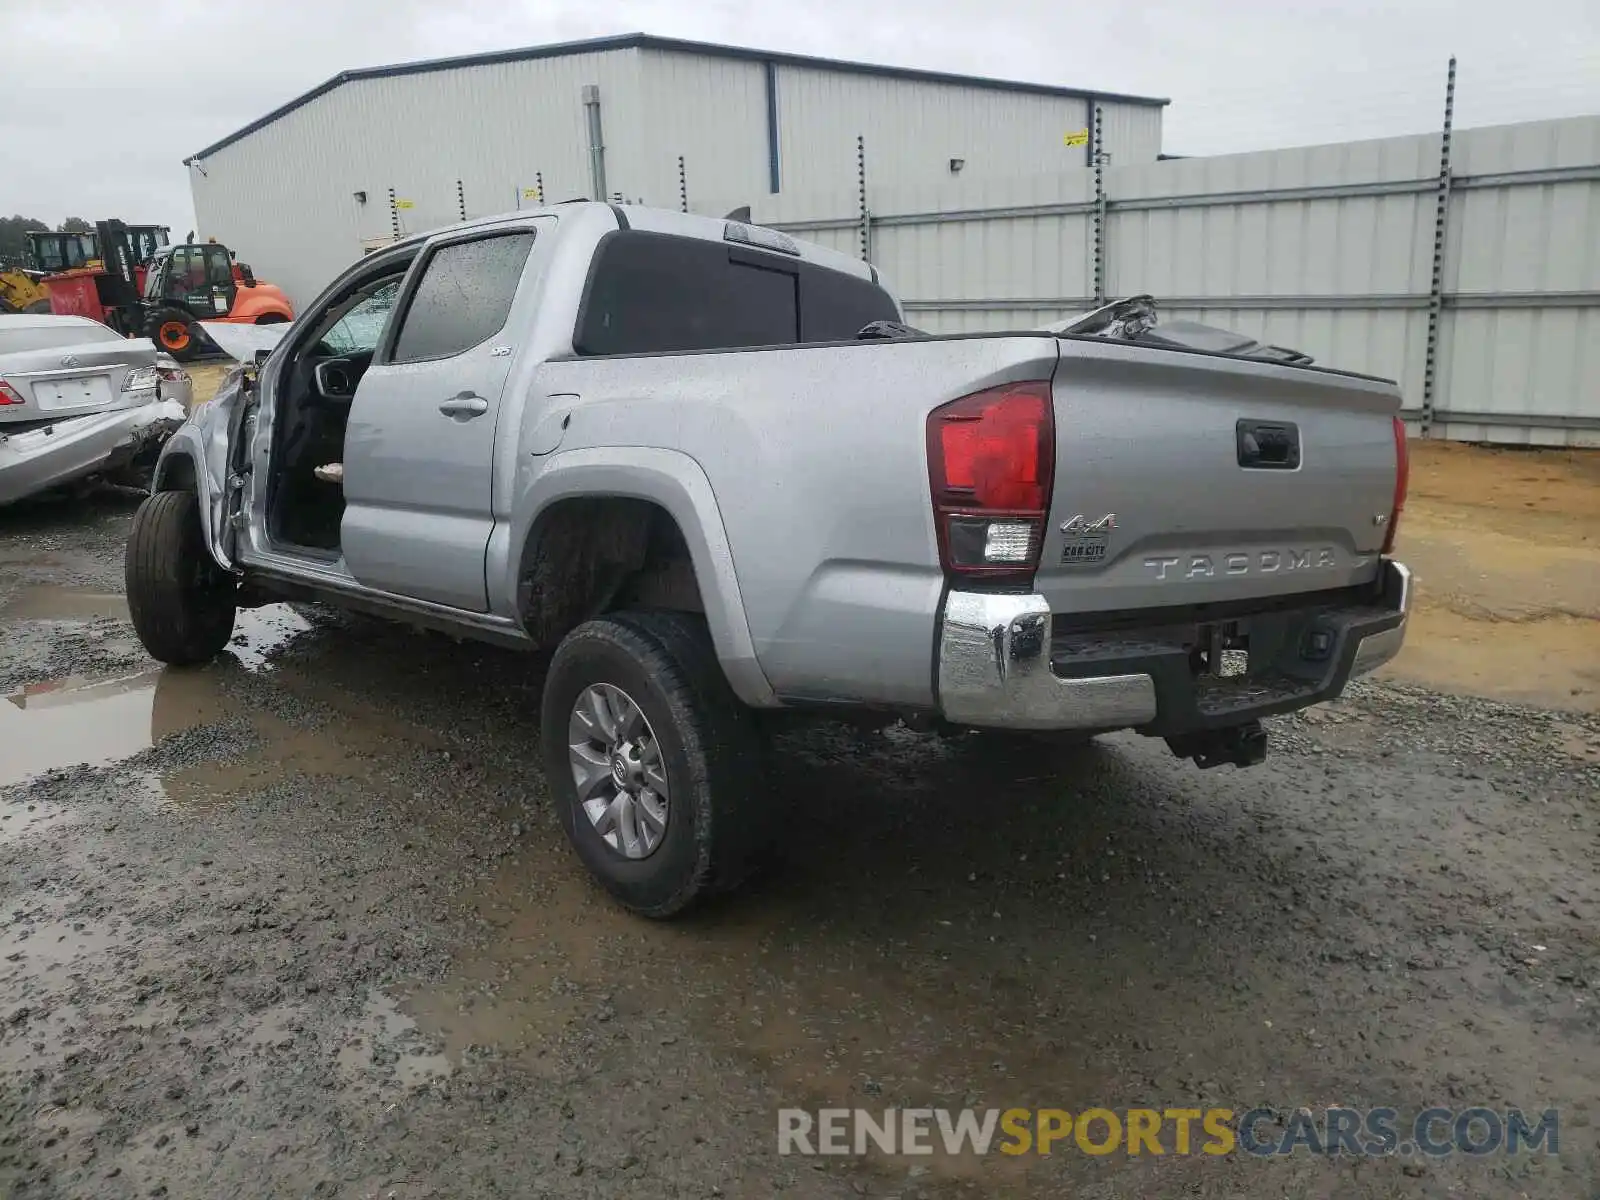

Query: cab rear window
[[574, 230, 897, 356]]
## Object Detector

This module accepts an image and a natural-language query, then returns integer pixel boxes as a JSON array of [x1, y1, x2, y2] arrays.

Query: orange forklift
[[42, 222, 293, 361]]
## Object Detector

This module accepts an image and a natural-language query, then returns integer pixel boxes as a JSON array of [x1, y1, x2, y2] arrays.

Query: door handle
[[438, 393, 489, 419]]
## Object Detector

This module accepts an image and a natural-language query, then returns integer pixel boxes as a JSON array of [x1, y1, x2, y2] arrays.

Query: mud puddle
[[0, 585, 129, 623], [0, 605, 322, 792]]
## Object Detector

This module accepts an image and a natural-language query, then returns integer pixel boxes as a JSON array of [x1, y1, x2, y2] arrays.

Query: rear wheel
[[145, 308, 201, 361], [254, 314, 287, 325], [125, 490, 237, 665], [23, 299, 51, 315], [540, 611, 769, 918]]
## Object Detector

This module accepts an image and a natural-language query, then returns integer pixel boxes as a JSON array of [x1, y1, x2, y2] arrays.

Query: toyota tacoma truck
[[125, 202, 1410, 917]]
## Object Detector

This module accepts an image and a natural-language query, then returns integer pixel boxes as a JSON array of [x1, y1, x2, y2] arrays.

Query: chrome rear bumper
[[937, 560, 1410, 732]]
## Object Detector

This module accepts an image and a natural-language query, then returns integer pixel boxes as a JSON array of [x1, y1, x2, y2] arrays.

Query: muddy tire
[[125, 490, 236, 665], [540, 610, 768, 918], [145, 307, 201, 361]]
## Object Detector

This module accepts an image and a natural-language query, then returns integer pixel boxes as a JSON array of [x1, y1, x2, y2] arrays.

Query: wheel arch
[[503, 447, 776, 708]]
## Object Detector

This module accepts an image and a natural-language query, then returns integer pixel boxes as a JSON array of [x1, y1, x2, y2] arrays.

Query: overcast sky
[[4, 0, 1597, 234]]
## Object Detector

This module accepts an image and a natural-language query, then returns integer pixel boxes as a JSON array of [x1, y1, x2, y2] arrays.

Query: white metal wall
[[189, 46, 1163, 306], [769, 65, 1160, 197], [190, 47, 647, 307], [631, 50, 771, 211], [748, 116, 1600, 446]]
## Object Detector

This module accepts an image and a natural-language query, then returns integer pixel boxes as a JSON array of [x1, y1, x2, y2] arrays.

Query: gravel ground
[[0, 480, 1597, 1199]]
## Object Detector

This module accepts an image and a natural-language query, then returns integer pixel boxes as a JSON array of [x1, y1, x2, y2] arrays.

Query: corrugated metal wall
[[190, 47, 645, 307], [748, 116, 1600, 446], [190, 47, 1163, 306], [769, 66, 1159, 197]]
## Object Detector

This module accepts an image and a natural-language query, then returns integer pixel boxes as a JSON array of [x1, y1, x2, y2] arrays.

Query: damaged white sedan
[[0, 314, 192, 505]]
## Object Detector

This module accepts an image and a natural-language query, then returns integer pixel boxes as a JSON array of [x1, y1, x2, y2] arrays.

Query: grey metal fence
[[710, 109, 1599, 447]]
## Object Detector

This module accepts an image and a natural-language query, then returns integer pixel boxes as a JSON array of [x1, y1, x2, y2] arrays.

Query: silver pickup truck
[[126, 202, 1410, 916]]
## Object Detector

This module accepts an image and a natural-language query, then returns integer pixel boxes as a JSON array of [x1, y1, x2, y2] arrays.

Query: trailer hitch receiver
[[1165, 721, 1268, 769]]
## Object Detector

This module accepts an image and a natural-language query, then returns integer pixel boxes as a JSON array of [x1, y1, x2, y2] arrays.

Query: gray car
[[0, 314, 192, 504], [128, 202, 1409, 918]]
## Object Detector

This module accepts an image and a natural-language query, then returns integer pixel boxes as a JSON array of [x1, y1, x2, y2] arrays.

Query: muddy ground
[[0, 433, 1596, 1199]]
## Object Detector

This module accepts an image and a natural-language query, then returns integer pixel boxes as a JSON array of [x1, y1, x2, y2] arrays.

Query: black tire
[[23, 299, 51, 315], [540, 611, 768, 918], [144, 307, 202, 361], [125, 490, 237, 665], [254, 314, 287, 325]]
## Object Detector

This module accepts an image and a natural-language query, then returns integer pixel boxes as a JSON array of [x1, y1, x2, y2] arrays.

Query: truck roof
[[373, 201, 878, 284]]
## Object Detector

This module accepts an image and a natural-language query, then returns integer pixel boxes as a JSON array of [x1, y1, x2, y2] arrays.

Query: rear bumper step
[[937, 559, 1409, 738]]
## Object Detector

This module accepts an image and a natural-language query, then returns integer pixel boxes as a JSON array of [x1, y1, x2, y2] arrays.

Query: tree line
[[0, 216, 94, 267]]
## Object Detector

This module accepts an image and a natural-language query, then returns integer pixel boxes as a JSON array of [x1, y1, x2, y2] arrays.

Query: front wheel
[[540, 611, 768, 918], [125, 490, 237, 665]]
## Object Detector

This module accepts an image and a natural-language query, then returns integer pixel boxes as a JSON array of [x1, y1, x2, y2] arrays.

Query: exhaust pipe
[[1166, 721, 1268, 770]]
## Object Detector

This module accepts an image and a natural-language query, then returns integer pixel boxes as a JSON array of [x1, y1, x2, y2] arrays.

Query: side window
[[389, 232, 535, 363], [575, 232, 798, 355], [204, 246, 233, 287], [323, 280, 401, 355], [574, 231, 898, 355], [800, 269, 899, 342]]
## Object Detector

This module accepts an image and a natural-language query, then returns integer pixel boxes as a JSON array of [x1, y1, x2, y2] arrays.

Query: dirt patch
[[1382, 440, 1600, 710], [184, 361, 235, 409]]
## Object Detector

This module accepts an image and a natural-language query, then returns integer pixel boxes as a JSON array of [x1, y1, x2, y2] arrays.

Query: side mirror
[[239, 264, 256, 287], [313, 359, 353, 399]]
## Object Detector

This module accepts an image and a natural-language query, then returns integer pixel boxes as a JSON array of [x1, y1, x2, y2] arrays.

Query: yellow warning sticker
[[394, 199, 415, 210], [1063, 129, 1089, 147]]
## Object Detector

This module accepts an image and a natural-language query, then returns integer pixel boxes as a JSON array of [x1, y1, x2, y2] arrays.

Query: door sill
[[242, 560, 534, 651]]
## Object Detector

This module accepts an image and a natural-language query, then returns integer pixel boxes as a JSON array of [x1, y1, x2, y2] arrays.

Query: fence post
[[1421, 56, 1457, 438], [456, 179, 466, 223], [388, 187, 399, 241], [857, 134, 871, 262], [536, 172, 544, 205], [678, 155, 688, 213], [1092, 104, 1107, 305]]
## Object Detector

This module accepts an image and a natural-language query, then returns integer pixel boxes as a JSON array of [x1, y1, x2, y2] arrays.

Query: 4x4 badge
[[1059, 513, 1115, 564]]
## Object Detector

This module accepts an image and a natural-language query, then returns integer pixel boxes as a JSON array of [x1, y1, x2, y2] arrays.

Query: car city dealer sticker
[[1060, 513, 1115, 565]]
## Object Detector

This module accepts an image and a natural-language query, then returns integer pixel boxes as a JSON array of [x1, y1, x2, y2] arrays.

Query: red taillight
[[0, 380, 25, 406], [926, 381, 1055, 580], [1383, 415, 1409, 555]]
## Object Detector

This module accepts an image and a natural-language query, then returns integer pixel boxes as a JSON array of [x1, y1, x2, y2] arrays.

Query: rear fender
[[497, 446, 777, 707]]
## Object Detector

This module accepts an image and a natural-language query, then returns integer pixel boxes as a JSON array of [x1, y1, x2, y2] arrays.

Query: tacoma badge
[[1143, 547, 1338, 580]]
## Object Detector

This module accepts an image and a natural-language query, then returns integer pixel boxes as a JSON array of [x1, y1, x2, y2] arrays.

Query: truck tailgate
[[1038, 337, 1402, 615]]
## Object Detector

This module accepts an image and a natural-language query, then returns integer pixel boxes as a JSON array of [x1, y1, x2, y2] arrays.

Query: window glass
[[800, 268, 899, 341], [322, 280, 401, 355], [574, 230, 898, 355], [390, 232, 535, 362], [576, 232, 797, 355], [205, 247, 233, 287]]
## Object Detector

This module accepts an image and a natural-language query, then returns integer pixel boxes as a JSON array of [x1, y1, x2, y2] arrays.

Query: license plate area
[[34, 376, 113, 412], [1194, 621, 1249, 678]]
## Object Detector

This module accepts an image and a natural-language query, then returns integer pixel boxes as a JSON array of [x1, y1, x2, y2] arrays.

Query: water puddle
[[229, 605, 316, 670], [0, 585, 128, 623], [0, 915, 130, 977], [0, 801, 80, 847], [1, 669, 170, 788], [335, 990, 453, 1093], [0, 603, 326, 791]]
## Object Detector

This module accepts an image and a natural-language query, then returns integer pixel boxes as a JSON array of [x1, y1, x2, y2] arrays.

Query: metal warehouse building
[[185, 33, 1167, 305]]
